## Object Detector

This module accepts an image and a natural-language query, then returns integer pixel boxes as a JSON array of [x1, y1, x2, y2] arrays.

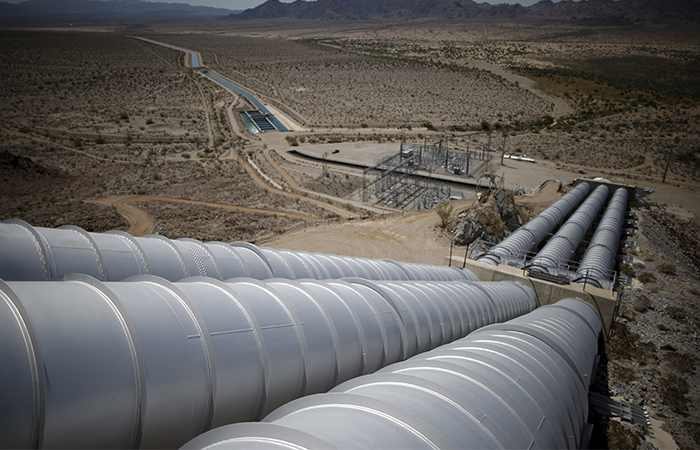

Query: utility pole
[[322, 152, 329, 179], [501, 132, 507, 166], [662, 148, 673, 183], [444, 136, 450, 171]]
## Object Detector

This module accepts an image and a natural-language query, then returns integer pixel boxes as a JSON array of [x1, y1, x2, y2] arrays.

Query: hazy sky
[[3, 0, 558, 11]]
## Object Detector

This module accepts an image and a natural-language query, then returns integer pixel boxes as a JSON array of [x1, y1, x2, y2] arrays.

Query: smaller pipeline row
[[527, 184, 610, 274], [477, 182, 592, 266], [0, 220, 474, 283], [182, 298, 601, 450], [575, 188, 630, 287], [0, 275, 535, 450]]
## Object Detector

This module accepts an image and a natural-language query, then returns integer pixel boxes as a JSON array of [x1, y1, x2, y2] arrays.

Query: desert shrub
[[661, 344, 676, 351], [360, 123, 368, 128], [608, 322, 656, 363], [667, 306, 688, 323], [285, 136, 299, 146], [146, 118, 154, 125], [660, 373, 689, 414], [611, 365, 635, 382], [637, 272, 655, 283], [658, 263, 676, 275], [683, 422, 700, 446], [689, 288, 700, 296], [606, 421, 641, 450], [657, 323, 670, 332], [342, 203, 357, 213], [633, 295, 650, 313], [95, 137, 106, 145], [435, 202, 454, 228], [182, 153, 191, 159], [620, 263, 635, 277], [664, 352, 697, 374]]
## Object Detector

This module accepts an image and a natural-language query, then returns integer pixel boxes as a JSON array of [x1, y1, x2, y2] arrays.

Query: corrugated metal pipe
[[181, 298, 600, 450], [0, 220, 476, 282], [0, 275, 535, 449], [477, 182, 592, 266], [574, 187, 629, 288], [527, 184, 609, 274]]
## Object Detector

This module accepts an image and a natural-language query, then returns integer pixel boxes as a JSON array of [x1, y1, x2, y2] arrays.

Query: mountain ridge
[[227, 0, 700, 25], [0, 0, 240, 24]]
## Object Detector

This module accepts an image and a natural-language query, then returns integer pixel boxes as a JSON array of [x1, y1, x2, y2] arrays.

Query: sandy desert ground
[[1, 19, 699, 449]]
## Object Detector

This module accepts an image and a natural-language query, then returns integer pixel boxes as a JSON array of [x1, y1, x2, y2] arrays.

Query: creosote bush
[[661, 373, 689, 414], [633, 295, 650, 313], [607, 322, 656, 363], [684, 422, 700, 446], [620, 262, 635, 277], [664, 352, 697, 374], [606, 421, 641, 450], [637, 272, 656, 283], [667, 306, 688, 323], [658, 263, 677, 275], [611, 365, 635, 382]]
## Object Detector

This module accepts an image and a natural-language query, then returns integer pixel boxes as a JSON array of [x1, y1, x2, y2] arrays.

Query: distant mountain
[[227, 0, 700, 25], [0, 0, 241, 24]]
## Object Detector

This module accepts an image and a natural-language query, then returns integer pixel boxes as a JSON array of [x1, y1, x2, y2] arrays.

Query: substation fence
[[412, 137, 491, 177], [361, 138, 491, 211]]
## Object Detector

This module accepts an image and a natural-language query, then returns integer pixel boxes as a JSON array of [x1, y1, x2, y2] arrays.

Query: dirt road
[[260, 199, 477, 264], [260, 183, 567, 262], [239, 155, 357, 219], [86, 195, 318, 237]]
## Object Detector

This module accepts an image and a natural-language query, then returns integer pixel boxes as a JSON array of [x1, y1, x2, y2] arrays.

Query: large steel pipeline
[[477, 182, 592, 266], [181, 298, 600, 450], [0, 220, 476, 282], [0, 275, 535, 449], [574, 187, 629, 288], [527, 184, 609, 274]]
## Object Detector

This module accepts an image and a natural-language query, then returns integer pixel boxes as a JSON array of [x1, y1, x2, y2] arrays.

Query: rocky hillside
[[449, 189, 525, 247]]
